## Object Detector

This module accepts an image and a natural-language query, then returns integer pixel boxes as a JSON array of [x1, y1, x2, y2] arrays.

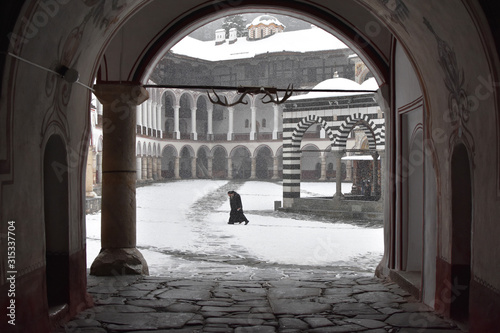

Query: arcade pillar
[[90, 83, 149, 276]]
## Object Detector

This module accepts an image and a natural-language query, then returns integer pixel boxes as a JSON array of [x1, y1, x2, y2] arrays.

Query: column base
[[90, 248, 149, 276], [86, 191, 97, 198], [332, 193, 344, 202]]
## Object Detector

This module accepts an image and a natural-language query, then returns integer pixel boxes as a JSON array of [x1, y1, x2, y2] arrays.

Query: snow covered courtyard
[[86, 180, 384, 277]]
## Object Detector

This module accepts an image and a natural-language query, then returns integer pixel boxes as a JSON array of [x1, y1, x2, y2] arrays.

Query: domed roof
[[248, 15, 285, 28], [313, 77, 362, 92], [289, 77, 378, 100]]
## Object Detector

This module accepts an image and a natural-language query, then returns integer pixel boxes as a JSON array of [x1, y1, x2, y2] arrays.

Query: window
[[245, 119, 249, 128], [262, 118, 267, 128]]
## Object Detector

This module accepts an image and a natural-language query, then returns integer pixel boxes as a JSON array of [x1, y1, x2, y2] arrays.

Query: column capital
[[94, 83, 149, 106]]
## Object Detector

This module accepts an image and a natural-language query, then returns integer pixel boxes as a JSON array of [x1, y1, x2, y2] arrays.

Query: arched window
[[245, 119, 249, 128], [262, 118, 267, 128]]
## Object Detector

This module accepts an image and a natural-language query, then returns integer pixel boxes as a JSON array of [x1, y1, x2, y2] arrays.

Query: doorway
[[450, 143, 472, 323], [43, 135, 70, 309]]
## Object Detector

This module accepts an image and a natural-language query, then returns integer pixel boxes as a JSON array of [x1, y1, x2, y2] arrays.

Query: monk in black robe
[[227, 190, 249, 225]]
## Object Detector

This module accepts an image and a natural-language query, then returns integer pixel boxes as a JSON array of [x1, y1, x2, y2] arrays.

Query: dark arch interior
[[43, 135, 70, 309], [450, 143, 472, 322]]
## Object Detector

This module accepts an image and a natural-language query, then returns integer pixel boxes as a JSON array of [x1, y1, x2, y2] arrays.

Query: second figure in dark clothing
[[227, 190, 250, 225]]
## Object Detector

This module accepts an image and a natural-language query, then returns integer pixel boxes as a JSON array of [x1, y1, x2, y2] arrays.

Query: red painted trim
[[398, 96, 424, 114], [0, 266, 50, 332], [470, 277, 500, 332], [435, 256, 452, 318]]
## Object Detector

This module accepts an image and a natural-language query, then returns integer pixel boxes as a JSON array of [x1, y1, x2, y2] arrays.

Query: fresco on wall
[[378, 0, 409, 32], [424, 17, 475, 155], [41, 0, 130, 141]]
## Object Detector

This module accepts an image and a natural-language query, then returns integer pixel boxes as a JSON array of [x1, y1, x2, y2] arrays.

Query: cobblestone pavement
[[58, 267, 465, 333]]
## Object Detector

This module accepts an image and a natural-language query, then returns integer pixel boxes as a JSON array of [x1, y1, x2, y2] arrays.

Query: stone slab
[[333, 303, 381, 316], [268, 287, 322, 299], [303, 317, 334, 328], [344, 318, 387, 329], [385, 312, 457, 329], [269, 299, 331, 315], [157, 289, 212, 300], [278, 318, 309, 330], [234, 326, 276, 332]]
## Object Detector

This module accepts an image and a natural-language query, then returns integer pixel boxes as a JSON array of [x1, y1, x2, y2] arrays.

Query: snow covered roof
[[342, 155, 380, 160], [247, 14, 285, 28], [170, 28, 348, 62], [289, 77, 379, 100]]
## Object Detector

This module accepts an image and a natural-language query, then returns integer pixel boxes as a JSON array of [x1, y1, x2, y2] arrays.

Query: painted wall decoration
[[379, 0, 409, 32], [424, 17, 475, 156]]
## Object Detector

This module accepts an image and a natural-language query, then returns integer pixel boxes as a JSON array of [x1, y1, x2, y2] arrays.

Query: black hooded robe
[[228, 192, 249, 223]]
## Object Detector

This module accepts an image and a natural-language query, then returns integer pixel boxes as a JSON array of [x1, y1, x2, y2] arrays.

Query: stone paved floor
[[57, 267, 465, 333]]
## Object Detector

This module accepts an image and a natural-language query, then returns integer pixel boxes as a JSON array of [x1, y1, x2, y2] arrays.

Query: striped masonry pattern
[[282, 108, 385, 205]]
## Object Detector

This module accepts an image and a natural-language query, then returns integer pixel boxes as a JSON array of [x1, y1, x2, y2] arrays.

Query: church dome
[[290, 77, 378, 100], [248, 15, 285, 28]]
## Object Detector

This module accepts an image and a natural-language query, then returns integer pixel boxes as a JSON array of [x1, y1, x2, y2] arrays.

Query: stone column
[[90, 83, 149, 276], [152, 156, 157, 180], [319, 152, 327, 181], [156, 103, 162, 138], [174, 104, 180, 139], [227, 157, 233, 179], [250, 106, 257, 140], [272, 156, 280, 179], [227, 107, 234, 141], [146, 99, 153, 130], [151, 101, 157, 133], [86, 146, 97, 197], [346, 160, 352, 181], [147, 156, 153, 180], [156, 157, 162, 179], [272, 104, 280, 140], [250, 157, 257, 179], [136, 102, 142, 132], [208, 157, 213, 178], [333, 150, 345, 201], [136, 156, 142, 180], [141, 104, 147, 134], [207, 106, 213, 140], [190, 107, 197, 140], [96, 153, 102, 184], [174, 156, 180, 179], [372, 151, 380, 196], [142, 155, 147, 180]]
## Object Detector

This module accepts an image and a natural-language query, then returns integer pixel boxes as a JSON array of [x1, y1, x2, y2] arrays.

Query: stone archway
[[231, 146, 252, 180], [212, 146, 228, 179], [197, 146, 210, 178], [255, 145, 273, 179], [161, 145, 177, 179], [332, 115, 381, 151]]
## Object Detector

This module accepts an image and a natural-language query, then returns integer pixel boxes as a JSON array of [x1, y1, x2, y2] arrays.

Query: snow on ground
[[86, 180, 383, 276]]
